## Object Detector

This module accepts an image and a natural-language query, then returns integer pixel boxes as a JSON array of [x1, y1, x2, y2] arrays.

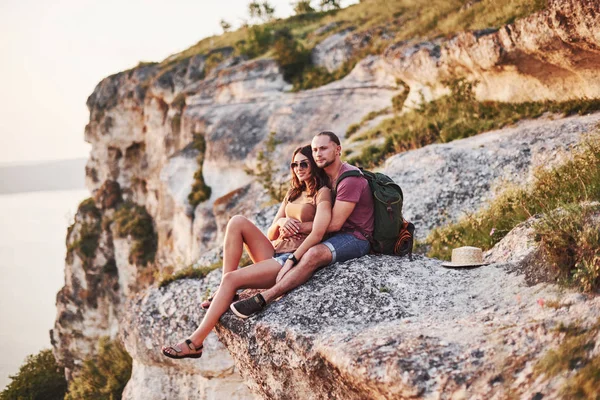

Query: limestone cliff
[[52, 0, 600, 398]]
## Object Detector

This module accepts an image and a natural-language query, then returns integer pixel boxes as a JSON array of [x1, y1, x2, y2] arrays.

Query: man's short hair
[[316, 131, 341, 146]]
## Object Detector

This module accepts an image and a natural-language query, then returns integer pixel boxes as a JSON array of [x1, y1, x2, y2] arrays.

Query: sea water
[[0, 189, 88, 389]]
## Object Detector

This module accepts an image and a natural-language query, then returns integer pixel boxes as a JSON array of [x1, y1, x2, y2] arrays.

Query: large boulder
[[214, 252, 600, 399]]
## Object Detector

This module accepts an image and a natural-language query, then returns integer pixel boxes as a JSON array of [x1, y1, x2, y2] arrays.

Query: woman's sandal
[[161, 339, 203, 359], [201, 293, 240, 310]]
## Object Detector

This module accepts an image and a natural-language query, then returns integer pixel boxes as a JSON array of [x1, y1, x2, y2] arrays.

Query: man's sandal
[[161, 339, 203, 359], [201, 293, 240, 310]]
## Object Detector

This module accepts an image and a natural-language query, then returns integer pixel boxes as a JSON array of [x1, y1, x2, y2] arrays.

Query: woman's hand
[[276, 259, 294, 283], [277, 218, 300, 237]]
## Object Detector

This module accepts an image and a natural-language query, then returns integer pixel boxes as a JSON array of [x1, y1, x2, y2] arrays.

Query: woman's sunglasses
[[290, 161, 310, 170]]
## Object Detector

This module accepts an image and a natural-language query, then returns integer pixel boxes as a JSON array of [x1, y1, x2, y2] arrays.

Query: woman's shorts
[[273, 252, 293, 267], [322, 233, 370, 264]]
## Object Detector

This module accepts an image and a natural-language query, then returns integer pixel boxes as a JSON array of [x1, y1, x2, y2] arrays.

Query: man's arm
[[296, 200, 356, 234], [327, 200, 356, 232]]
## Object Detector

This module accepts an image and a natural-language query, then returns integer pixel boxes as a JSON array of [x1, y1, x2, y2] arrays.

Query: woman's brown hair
[[286, 145, 328, 202]]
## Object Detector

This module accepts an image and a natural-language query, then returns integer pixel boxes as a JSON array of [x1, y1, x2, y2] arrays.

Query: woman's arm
[[290, 191, 332, 260], [267, 200, 288, 241]]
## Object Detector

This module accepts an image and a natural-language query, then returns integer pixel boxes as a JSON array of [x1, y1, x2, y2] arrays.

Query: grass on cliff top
[[426, 134, 600, 291], [347, 79, 600, 168], [534, 320, 600, 399], [158, 0, 546, 89]]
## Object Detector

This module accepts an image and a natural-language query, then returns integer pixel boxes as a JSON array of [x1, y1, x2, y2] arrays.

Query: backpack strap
[[333, 170, 363, 193]]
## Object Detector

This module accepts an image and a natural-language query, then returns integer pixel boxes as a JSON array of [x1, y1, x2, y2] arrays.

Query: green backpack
[[334, 169, 415, 259]]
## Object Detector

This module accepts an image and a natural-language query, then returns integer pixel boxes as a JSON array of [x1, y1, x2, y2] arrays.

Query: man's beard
[[318, 158, 335, 169]]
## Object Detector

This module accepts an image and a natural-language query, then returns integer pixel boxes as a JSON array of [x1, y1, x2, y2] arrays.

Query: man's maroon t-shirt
[[335, 163, 374, 241]]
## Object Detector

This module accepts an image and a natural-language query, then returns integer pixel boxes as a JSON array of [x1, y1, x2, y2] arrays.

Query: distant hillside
[[0, 158, 87, 194]]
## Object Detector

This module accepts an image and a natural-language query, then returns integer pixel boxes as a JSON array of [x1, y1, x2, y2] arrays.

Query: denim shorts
[[322, 233, 370, 264], [273, 252, 293, 267]]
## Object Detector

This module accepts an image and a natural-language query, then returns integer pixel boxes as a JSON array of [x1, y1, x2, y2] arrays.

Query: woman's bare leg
[[163, 259, 281, 356], [222, 215, 274, 274], [202, 215, 275, 305]]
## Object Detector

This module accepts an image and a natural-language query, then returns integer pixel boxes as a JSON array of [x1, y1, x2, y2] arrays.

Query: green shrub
[[245, 131, 287, 202], [112, 201, 158, 266], [346, 123, 361, 137], [273, 28, 311, 83], [171, 113, 181, 134], [535, 204, 600, 292], [237, 25, 274, 59], [78, 198, 101, 218], [66, 198, 102, 266], [171, 93, 186, 112], [65, 338, 132, 400], [0, 349, 67, 400], [188, 135, 212, 207], [294, 0, 315, 15], [392, 80, 410, 112], [534, 320, 600, 398], [426, 136, 600, 292], [204, 51, 225, 76]]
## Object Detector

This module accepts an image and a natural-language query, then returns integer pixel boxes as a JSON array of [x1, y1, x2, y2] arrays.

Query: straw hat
[[441, 246, 489, 268]]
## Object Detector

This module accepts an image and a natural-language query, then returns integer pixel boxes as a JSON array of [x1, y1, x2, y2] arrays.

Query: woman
[[162, 145, 332, 359]]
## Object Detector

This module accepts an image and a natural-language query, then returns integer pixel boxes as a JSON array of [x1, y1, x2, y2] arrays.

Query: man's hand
[[276, 259, 294, 283], [277, 218, 300, 237]]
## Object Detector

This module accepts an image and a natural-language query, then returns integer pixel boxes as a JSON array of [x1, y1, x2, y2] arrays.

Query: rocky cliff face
[[385, 0, 600, 107], [214, 226, 600, 399], [54, 0, 599, 397]]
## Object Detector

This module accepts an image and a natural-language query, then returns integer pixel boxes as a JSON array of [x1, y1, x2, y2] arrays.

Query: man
[[230, 131, 374, 318]]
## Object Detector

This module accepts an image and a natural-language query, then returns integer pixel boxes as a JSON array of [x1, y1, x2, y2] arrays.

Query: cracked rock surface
[[214, 249, 599, 399]]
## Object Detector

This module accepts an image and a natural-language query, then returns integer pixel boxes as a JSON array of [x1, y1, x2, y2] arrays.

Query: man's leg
[[229, 244, 332, 318], [261, 244, 332, 303]]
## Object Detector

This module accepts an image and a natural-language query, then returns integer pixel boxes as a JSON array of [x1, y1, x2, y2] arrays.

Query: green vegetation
[[535, 204, 600, 292], [112, 201, 158, 266], [535, 320, 600, 399], [158, 251, 254, 288], [272, 28, 310, 83], [346, 107, 390, 137], [188, 135, 212, 207], [294, 0, 316, 15], [426, 136, 600, 292], [158, 261, 223, 288], [65, 338, 132, 400], [153, 0, 547, 92], [66, 198, 102, 267], [204, 51, 226, 76], [171, 93, 186, 111], [348, 79, 600, 167], [245, 131, 287, 202], [0, 349, 67, 400]]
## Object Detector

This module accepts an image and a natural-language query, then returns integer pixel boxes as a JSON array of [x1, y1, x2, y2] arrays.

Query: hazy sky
[[0, 0, 356, 164]]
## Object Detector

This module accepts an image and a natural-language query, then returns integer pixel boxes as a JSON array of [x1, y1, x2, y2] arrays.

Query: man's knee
[[298, 244, 331, 271]]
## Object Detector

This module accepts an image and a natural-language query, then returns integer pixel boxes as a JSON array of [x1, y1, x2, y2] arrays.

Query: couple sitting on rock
[[162, 131, 374, 359]]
